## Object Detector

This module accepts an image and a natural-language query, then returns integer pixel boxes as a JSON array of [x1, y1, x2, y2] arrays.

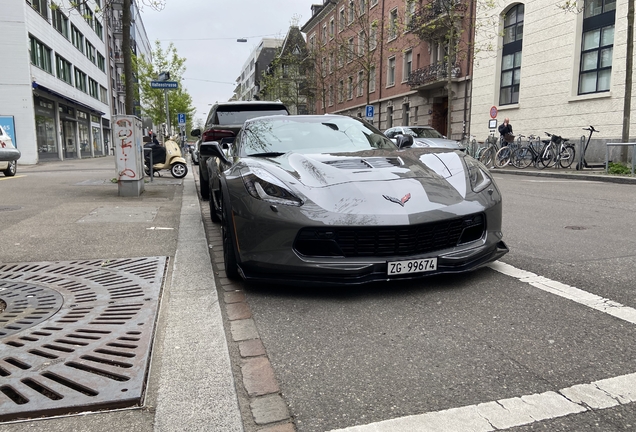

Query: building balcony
[[407, 0, 468, 38], [408, 63, 462, 89]]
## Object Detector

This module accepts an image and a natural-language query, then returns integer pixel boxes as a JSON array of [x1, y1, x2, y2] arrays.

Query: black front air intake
[[294, 214, 485, 258]]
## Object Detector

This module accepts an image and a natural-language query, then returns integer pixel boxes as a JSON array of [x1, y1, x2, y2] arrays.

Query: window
[[72, 25, 84, 53], [403, 103, 410, 126], [579, 0, 616, 94], [339, 7, 345, 31], [52, 6, 69, 38], [329, 52, 334, 73], [100, 85, 108, 103], [83, 5, 94, 29], [89, 78, 99, 99], [86, 41, 96, 64], [329, 18, 335, 38], [56, 54, 72, 84], [328, 85, 334, 106], [322, 24, 327, 45], [371, 0, 378, 6], [347, 37, 354, 62], [322, 56, 327, 77], [95, 20, 103, 40], [348, 0, 355, 23], [389, 8, 398, 40], [338, 49, 344, 68], [359, 0, 366, 14], [403, 50, 412, 81], [338, 79, 344, 103], [386, 106, 393, 128], [97, 53, 105, 72], [358, 31, 365, 56], [75, 68, 87, 92], [29, 0, 49, 19], [370, 25, 378, 50], [309, 34, 316, 51], [406, 0, 416, 29], [29, 36, 52, 73], [357, 70, 364, 96], [499, 4, 524, 105], [347, 76, 354, 99], [387, 57, 396, 86], [369, 66, 376, 92]]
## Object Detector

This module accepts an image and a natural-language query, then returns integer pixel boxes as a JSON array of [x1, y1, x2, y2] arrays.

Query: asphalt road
[[238, 174, 636, 431]]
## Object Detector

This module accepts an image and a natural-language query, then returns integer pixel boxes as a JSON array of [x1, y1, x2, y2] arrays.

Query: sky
[[140, 0, 319, 125]]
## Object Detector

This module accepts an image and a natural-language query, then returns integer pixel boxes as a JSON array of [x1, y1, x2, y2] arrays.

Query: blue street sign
[[150, 81, 178, 89], [365, 105, 374, 119], [178, 113, 186, 126]]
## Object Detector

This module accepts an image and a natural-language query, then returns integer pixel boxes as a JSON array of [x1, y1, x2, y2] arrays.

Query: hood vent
[[324, 157, 403, 170]]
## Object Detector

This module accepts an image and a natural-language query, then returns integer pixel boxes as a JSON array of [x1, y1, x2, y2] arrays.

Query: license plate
[[387, 258, 438, 275]]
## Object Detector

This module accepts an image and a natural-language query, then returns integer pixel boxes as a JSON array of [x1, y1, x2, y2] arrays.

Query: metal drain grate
[[0, 257, 167, 422]]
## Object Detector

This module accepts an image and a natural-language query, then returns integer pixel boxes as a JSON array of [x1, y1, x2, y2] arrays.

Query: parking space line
[[326, 262, 636, 432], [488, 261, 636, 325]]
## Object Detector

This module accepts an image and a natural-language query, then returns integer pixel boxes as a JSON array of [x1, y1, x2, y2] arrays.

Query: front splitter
[[0, 257, 167, 422]]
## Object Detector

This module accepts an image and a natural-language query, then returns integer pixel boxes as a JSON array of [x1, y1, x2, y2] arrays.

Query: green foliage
[[135, 41, 195, 135], [608, 162, 633, 175]]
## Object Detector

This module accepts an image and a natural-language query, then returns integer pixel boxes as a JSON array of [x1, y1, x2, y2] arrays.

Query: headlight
[[464, 156, 492, 193], [240, 167, 303, 206]]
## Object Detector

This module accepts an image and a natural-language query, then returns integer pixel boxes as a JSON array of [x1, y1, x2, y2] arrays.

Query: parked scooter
[[144, 135, 188, 179]]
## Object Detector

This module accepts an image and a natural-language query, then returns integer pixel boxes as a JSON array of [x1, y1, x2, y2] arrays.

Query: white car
[[384, 126, 465, 151], [0, 125, 19, 176]]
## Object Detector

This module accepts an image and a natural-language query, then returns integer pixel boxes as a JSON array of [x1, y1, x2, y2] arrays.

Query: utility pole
[[123, 0, 134, 115], [622, 0, 635, 157]]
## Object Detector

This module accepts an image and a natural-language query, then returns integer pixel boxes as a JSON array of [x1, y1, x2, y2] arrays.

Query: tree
[[135, 41, 196, 137]]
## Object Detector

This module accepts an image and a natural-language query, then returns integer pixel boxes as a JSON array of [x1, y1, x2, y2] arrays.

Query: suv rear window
[[212, 104, 289, 126]]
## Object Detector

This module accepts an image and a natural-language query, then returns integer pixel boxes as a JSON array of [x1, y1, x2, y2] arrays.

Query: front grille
[[294, 214, 485, 258]]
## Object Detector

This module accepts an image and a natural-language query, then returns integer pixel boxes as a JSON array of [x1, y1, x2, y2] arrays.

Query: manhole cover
[[0, 257, 167, 422]]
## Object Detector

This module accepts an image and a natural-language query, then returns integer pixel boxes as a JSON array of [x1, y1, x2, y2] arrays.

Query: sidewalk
[[490, 164, 636, 184], [0, 156, 242, 431]]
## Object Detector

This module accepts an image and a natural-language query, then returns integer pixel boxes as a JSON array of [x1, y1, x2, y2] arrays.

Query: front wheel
[[221, 191, 240, 279], [511, 147, 532, 169], [3, 161, 17, 177], [540, 144, 557, 168], [199, 165, 210, 200], [494, 146, 511, 168], [479, 147, 495, 168], [559, 145, 576, 168], [171, 162, 188, 178]]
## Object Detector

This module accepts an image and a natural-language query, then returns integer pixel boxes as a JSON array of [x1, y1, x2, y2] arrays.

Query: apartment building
[[301, 0, 475, 139], [234, 38, 283, 101], [0, 0, 151, 165], [471, 0, 634, 163]]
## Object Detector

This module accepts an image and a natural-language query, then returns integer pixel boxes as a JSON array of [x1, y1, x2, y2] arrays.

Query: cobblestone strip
[[194, 169, 296, 432]]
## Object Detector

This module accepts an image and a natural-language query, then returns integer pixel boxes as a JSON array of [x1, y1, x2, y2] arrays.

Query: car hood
[[412, 137, 462, 149], [241, 149, 481, 214]]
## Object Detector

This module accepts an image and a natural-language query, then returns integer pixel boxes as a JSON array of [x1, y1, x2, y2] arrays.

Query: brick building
[[301, 0, 475, 140]]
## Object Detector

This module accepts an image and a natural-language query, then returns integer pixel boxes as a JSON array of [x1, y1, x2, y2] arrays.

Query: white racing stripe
[[327, 261, 636, 432]]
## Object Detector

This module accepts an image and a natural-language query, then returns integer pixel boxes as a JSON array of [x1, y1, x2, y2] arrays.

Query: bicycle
[[478, 132, 502, 167], [510, 134, 552, 169], [541, 132, 576, 168], [507, 134, 537, 168], [493, 134, 521, 168]]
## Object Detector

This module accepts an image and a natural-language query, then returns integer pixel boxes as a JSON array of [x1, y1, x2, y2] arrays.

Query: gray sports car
[[200, 115, 508, 286]]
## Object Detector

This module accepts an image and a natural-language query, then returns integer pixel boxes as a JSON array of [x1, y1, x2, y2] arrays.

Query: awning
[[32, 82, 106, 116]]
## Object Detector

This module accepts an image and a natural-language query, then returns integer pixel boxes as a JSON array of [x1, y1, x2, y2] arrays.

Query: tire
[[511, 147, 533, 169], [559, 145, 576, 169], [209, 184, 221, 223], [3, 161, 17, 177], [221, 189, 240, 279], [494, 145, 511, 168], [199, 165, 210, 200], [479, 146, 495, 168], [540, 144, 557, 168], [171, 162, 188, 178]]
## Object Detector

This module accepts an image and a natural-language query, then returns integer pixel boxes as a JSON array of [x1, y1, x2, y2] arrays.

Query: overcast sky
[[140, 0, 319, 124]]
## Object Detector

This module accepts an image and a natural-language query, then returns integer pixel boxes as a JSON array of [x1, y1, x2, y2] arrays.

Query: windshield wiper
[[248, 152, 286, 158]]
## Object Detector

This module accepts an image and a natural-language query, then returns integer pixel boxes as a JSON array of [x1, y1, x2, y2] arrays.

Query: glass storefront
[[78, 111, 90, 158], [34, 97, 59, 160], [92, 115, 103, 156], [59, 104, 77, 159]]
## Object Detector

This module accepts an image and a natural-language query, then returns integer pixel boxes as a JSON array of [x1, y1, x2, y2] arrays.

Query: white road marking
[[521, 179, 597, 183], [327, 261, 636, 432]]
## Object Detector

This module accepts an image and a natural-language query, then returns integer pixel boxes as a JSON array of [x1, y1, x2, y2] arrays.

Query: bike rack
[[605, 143, 636, 175], [143, 147, 154, 182]]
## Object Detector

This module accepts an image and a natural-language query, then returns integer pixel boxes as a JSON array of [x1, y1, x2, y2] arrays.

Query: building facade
[[234, 38, 284, 101], [301, 0, 475, 140], [471, 0, 634, 163], [0, 0, 151, 165]]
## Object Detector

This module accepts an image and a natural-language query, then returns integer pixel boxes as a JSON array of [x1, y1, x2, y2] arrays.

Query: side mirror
[[396, 134, 414, 149], [220, 137, 235, 149], [191, 128, 201, 137], [199, 141, 229, 164]]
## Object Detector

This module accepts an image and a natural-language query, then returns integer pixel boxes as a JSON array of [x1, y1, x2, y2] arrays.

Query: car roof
[[211, 100, 286, 107]]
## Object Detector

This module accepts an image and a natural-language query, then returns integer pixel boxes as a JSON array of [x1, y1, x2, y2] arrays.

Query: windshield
[[241, 116, 397, 156], [213, 105, 289, 126], [405, 127, 445, 139]]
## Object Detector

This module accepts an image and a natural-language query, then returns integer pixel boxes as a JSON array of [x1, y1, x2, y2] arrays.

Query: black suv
[[191, 101, 289, 200]]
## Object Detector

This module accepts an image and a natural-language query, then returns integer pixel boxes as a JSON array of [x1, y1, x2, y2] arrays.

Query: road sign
[[150, 81, 178, 89], [490, 106, 498, 119], [178, 113, 186, 126], [365, 105, 374, 119]]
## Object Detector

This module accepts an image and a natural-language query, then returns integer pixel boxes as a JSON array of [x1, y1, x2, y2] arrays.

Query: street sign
[[150, 81, 178, 89], [178, 113, 186, 126], [490, 106, 498, 119], [365, 105, 374, 119]]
